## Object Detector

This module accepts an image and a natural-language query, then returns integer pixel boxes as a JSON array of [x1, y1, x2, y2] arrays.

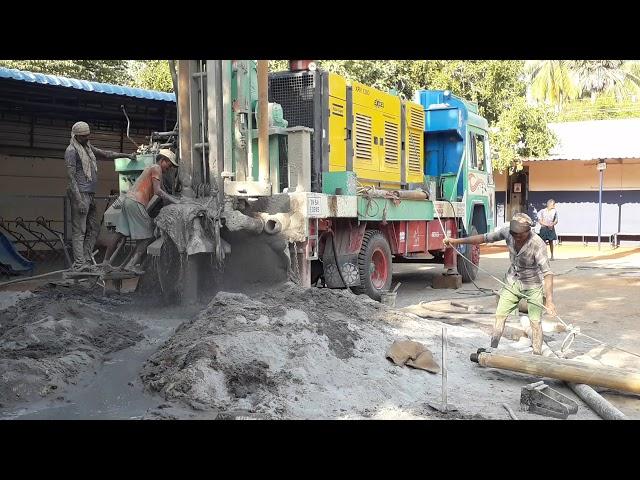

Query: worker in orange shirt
[[103, 149, 180, 274]]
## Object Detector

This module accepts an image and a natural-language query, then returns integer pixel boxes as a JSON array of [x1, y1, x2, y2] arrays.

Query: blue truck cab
[[414, 89, 496, 236]]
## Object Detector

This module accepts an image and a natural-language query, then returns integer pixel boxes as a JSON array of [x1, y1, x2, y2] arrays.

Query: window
[[469, 132, 487, 171], [475, 134, 486, 171]]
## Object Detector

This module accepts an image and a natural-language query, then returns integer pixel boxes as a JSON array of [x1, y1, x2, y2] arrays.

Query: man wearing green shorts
[[103, 149, 180, 274], [445, 213, 557, 355]]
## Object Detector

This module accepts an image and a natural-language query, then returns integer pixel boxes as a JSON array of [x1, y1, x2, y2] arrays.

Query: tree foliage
[[0, 59, 131, 85], [492, 97, 557, 172], [129, 60, 174, 92], [570, 60, 640, 102], [525, 60, 579, 109]]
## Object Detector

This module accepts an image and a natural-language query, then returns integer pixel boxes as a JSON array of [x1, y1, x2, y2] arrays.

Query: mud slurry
[[0, 284, 144, 409], [140, 283, 421, 419]]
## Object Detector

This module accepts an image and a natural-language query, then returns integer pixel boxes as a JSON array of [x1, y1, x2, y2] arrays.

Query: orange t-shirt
[[127, 164, 162, 207]]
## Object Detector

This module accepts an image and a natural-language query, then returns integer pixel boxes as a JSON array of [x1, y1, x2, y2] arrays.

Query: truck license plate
[[308, 197, 322, 216]]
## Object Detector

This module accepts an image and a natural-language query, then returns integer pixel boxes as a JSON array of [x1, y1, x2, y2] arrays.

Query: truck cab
[[415, 89, 496, 280]]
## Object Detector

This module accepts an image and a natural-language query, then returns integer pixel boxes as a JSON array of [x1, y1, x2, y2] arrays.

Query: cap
[[157, 149, 178, 167]]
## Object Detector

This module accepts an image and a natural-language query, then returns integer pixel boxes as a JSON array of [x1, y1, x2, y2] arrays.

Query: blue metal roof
[[0, 66, 176, 103]]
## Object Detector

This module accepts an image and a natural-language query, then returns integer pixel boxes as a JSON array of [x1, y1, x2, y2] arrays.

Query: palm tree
[[571, 60, 640, 103], [524, 60, 579, 111]]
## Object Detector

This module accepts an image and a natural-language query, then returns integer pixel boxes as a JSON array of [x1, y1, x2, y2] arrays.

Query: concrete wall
[[493, 160, 640, 237], [0, 152, 120, 250]]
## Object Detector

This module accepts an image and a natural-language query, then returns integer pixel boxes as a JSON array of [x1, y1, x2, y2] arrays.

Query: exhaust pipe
[[264, 219, 282, 235], [222, 209, 264, 234], [289, 60, 316, 72], [260, 213, 291, 235]]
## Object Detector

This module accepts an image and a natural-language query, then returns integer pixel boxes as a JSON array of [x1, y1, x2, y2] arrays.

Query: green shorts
[[115, 197, 155, 240], [495, 281, 544, 323]]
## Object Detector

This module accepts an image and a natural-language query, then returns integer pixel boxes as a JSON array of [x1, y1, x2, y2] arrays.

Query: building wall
[[0, 152, 121, 251], [493, 160, 640, 236], [0, 80, 175, 254]]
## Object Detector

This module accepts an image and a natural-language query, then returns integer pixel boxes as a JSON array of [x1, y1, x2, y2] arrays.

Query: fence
[[0, 194, 133, 276]]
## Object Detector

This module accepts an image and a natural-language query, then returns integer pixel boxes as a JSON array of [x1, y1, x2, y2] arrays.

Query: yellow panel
[[328, 73, 347, 100], [327, 73, 348, 172], [328, 96, 346, 171], [352, 81, 401, 185], [353, 106, 379, 181], [352, 81, 400, 112], [405, 101, 425, 184]]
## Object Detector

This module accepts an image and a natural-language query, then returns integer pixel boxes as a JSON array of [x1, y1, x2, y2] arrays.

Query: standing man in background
[[537, 199, 558, 261], [65, 121, 136, 271]]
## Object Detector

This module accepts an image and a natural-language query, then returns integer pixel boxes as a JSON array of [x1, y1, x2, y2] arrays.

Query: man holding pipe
[[444, 213, 557, 355]]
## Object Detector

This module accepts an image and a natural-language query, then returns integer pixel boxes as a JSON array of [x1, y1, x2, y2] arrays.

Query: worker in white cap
[[445, 213, 556, 355], [65, 121, 136, 271], [102, 149, 180, 274]]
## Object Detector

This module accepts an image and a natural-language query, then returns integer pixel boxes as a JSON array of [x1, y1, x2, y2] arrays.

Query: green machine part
[[440, 174, 459, 201], [114, 153, 155, 194], [228, 60, 290, 190]]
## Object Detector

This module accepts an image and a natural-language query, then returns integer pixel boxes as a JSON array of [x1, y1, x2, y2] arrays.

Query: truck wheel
[[352, 230, 392, 301], [457, 225, 480, 282]]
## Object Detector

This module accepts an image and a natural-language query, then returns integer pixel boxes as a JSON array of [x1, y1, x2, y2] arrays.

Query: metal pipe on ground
[[470, 348, 640, 397], [520, 323, 626, 420]]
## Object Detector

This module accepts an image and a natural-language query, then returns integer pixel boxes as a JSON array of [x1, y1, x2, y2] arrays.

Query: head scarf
[[70, 121, 97, 181], [510, 212, 533, 233]]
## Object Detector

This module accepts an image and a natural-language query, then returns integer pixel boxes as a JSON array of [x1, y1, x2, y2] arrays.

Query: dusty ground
[[0, 242, 638, 420], [393, 243, 640, 418]]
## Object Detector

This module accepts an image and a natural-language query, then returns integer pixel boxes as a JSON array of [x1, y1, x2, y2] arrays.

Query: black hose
[[330, 231, 348, 289]]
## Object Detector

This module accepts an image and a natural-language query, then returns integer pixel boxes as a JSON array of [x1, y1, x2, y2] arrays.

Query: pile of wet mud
[[140, 282, 446, 419], [0, 284, 144, 408]]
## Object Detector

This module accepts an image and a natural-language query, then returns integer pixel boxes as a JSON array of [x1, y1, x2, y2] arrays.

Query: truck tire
[[351, 230, 392, 301], [457, 225, 480, 282]]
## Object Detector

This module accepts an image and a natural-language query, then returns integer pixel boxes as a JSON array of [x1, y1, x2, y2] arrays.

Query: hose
[[330, 231, 348, 289], [0, 269, 69, 288], [432, 202, 640, 360]]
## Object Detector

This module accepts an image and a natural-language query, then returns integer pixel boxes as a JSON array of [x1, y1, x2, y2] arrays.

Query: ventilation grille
[[408, 131, 422, 173], [268, 71, 316, 171], [354, 113, 372, 160], [409, 106, 425, 130], [384, 121, 399, 166]]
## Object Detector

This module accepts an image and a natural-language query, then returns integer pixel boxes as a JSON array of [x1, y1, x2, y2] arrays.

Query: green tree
[[571, 60, 640, 103], [409, 60, 526, 124], [492, 97, 557, 172], [525, 60, 579, 110], [0, 59, 131, 84], [270, 60, 289, 72], [129, 60, 174, 92]]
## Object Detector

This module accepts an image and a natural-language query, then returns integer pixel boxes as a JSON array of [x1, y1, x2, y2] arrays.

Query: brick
[[432, 274, 462, 289]]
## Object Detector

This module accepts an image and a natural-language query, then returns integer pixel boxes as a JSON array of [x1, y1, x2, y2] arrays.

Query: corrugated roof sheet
[[0, 66, 176, 103], [525, 118, 640, 161]]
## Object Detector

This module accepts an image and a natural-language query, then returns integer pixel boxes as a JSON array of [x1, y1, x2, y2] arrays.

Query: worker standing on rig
[[65, 121, 136, 271], [444, 213, 557, 355], [102, 149, 180, 274]]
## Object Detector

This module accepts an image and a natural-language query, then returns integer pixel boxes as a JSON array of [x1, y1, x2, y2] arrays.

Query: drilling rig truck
[[105, 60, 496, 302]]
